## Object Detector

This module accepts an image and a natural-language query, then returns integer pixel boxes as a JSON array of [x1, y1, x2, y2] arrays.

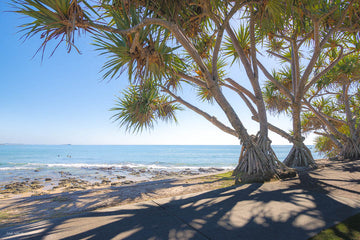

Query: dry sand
[[0, 158, 359, 229]]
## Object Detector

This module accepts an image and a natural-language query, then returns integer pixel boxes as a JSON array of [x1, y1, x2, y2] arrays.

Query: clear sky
[[0, 2, 315, 145]]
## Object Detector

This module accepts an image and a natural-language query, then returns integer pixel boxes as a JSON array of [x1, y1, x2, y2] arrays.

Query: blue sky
[[0, 2, 314, 145]]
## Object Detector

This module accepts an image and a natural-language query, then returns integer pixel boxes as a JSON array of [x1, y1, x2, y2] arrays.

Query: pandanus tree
[[258, 0, 360, 167], [301, 52, 360, 160], [11, 0, 294, 183]]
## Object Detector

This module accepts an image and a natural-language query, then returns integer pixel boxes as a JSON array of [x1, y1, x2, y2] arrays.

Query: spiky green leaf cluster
[[223, 25, 250, 65], [11, 0, 94, 57], [111, 81, 180, 133], [94, 3, 185, 83], [314, 135, 339, 157]]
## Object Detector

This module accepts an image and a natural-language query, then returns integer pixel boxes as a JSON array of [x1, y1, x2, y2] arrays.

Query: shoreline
[[0, 170, 235, 228], [0, 158, 332, 201], [0, 158, 352, 228], [0, 166, 228, 199]]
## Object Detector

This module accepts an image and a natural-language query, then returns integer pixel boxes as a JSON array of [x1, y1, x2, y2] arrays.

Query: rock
[[117, 175, 126, 179], [101, 179, 111, 184], [45, 178, 52, 181], [99, 167, 114, 171], [111, 182, 122, 186], [209, 167, 224, 172], [122, 180, 134, 185]]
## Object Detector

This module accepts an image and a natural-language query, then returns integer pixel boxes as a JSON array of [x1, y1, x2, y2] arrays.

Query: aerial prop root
[[233, 134, 296, 183], [283, 143, 316, 168]]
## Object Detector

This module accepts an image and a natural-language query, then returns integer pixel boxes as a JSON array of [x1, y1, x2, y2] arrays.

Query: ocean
[[0, 145, 322, 185]]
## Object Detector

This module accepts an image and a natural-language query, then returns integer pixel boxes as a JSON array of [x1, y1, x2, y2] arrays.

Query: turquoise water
[[0, 145, 322, 184]]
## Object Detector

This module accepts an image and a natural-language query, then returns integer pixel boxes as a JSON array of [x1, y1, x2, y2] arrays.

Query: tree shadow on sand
[[1, 166, 360, 240], [0, 176, 233, 227]]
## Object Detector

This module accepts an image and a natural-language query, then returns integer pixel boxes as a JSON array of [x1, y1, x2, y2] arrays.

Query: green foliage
[[107, 0, 210, 37], [317, 53, 360, 89], [309, 213, 360, 240], [93, 5, 184, 83], [263, 81, 291, 115], [11, 0, 360, 142], [223, 25, 250, 64], [262, 67, 294, 115], [314, 136, 339, 158], [111, 81, 181, 133], [11, 0, 94, 56]]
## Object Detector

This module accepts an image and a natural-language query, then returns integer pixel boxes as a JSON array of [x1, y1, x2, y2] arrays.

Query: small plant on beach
[[309, 213, 360, 240]]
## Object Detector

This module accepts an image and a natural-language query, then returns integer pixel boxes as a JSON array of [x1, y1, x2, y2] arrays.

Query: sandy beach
[[0, 169, 233, 228], [1, 158, 359, 229]]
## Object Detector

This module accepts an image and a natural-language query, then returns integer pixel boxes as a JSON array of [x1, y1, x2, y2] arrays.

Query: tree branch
[[251, 116, 293, 143], [314, 131, 344, 150], [176, 72, 207, 88], [162, 88, 238, 137], [266, 50, 291, 63], [257, 60, 294, 101], [224, 78, 257, 103], [302, 98, 348, 141], [301, 1, 354, 85], [222, 83, 258, 116], [212, 1, 242, 80], [304, 46, 344, 93], [225, 24, 253, 78], [83, 18, 213, 82]]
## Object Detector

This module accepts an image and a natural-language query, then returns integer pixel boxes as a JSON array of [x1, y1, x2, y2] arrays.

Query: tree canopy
[[11, 0, 360, 182]]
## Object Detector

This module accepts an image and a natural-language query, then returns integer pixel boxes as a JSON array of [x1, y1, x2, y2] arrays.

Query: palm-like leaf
[[314, 135, 339, 157], [110, 81, 180, 133], [263, 81, 291, 115], [11, 0, 94, 56], [223, 24, 250, 65], [94, 5, 184, 83]]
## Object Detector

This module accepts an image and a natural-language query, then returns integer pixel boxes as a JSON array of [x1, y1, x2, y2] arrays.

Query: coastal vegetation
[[10, 0, 360, 183], [301, 53, 360, 160], [309, 213, 360, 240]]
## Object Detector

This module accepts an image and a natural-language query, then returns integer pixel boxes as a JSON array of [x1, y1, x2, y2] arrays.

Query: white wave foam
[[24, 162, 234, 171], [0, 167, 36, 171]]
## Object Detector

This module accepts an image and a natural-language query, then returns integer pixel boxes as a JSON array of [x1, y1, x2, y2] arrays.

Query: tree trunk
[[230, 10, 291, 183], [233, 133, 295, 183], [341, 137, 360, 160], [207, 81, 285, 182], [340, 84, 360, 160], [284, 103, 317, 168]]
